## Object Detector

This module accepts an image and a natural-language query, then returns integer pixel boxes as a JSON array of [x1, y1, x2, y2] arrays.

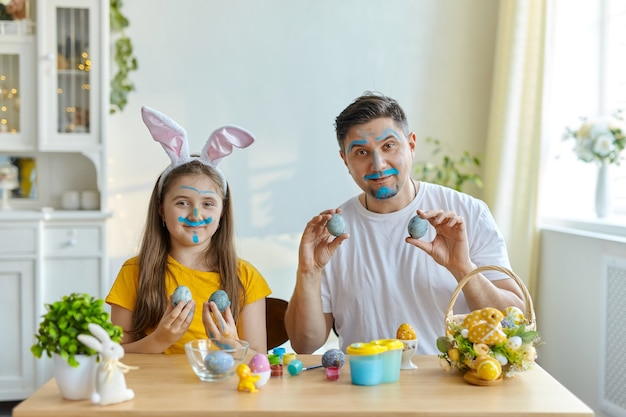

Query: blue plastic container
[[346, 342, 386, 386], [371, 339, 403, 383]]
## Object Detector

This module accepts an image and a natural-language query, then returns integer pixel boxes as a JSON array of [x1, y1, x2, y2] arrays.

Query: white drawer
[[0, 227, 37, 255], [44, 226, 101, 256]]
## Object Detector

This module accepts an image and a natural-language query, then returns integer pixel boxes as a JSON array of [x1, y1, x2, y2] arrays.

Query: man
[[284, 92, 525, 354]]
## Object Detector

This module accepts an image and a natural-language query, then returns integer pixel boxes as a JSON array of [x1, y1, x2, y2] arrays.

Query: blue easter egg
[[327, 213, 345, 237], [209, 290, 231, 312], [172, 285, 192, 307], [408, 215, 428, 239], [204, 350, 234, 374], [322, 348, 345, 368]]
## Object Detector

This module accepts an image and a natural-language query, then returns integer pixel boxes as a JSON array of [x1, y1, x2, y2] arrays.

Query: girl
[[107, 106, 271, 354]]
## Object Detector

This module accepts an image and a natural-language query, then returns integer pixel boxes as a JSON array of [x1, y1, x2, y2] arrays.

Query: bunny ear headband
[[141, 106, 255, 196]]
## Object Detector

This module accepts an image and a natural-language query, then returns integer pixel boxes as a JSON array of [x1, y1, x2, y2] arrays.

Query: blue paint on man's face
[[178, 217, 213, 227], [363, 167, 399, 180], [375, 187, 396, 199], [346, 139, 368, 153]]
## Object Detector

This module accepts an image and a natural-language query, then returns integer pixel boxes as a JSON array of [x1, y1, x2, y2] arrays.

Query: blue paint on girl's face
[[363, 167, 399, 180], [192, 231, 199, 244], [178, 217, 213, 227], [194, 208, 199, 218], [180, 185, 214, 195]]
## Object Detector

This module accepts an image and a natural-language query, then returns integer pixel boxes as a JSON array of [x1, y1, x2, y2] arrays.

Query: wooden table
[[13, 354, 594, 416]]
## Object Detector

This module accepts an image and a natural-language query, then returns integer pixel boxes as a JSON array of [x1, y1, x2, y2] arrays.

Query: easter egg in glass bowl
[[184, 338, 249, 382]]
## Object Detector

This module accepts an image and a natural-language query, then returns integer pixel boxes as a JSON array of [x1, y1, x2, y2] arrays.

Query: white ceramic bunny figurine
[[77, 323, 137, 406]]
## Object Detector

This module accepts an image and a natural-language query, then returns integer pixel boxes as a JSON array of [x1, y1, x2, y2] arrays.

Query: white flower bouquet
[[563, 111, 625, 165]]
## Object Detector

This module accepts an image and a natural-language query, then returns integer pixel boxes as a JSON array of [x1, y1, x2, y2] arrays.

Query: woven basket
[[444, 265, 536, 332]]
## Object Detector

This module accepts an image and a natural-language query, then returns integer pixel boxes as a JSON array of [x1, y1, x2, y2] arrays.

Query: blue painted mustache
[[178, 217, 213, 227], [363, 168, 399, 180]]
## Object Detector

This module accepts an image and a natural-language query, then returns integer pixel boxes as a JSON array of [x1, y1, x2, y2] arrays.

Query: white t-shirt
[[320, 182, 511, 354]]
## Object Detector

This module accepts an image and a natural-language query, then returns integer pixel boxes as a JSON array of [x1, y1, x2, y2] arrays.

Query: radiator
[[600, 256, 626, 417]]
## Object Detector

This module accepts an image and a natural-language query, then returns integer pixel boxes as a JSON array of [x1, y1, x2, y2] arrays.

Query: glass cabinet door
[[0, 39, 35, 150], [39, 0, 101, 149], [56, 7, 92, 135]]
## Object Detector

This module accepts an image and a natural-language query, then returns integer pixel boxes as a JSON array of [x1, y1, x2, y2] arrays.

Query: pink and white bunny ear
[[141, 106, 190, 165], [201, 125, 255, 166]]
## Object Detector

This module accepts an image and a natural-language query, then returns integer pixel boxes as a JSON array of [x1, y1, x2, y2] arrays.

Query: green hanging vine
[[109, 0, 137, 114]]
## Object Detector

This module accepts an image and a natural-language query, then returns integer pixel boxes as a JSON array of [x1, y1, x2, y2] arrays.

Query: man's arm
[[284, 269, 334, 353], [407, 209, 525, 312], [284, 210, 348, 353]]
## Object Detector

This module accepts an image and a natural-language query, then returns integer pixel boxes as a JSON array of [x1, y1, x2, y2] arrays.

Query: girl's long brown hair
[[130, 161, 245, 339]]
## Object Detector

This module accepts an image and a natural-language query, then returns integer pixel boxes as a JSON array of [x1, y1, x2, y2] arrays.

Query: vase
[[595, 161, 611, 218], [53, 353, 96, 400]]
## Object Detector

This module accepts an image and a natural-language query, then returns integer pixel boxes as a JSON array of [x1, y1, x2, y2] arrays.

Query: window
[[539, 0, 626, 222]]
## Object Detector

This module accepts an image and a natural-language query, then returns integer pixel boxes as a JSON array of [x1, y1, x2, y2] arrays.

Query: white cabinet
[[0, 0, 108, 210], [0, 0, 110, 401], [0, 224, 37, 401], [0, 213, 110, 399]]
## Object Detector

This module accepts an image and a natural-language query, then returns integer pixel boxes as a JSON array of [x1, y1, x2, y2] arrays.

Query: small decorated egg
[[248, 353, 271, 387], [396, 323, 417, 340], [506, 335, 522, 350], [502, 306, 525, 327], [322, 348, 345, 368], [171, 285, 192, 307], [407, 215, 428, 239], [248, 353, 270, 373], [326, 213, 345, 236], [204, 350, 234, 374], [209, 289, 231, 312], [476, 355, 502, 381]]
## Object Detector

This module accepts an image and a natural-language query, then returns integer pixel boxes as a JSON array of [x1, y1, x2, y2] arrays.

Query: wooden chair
[[266, 297, 289, 350]]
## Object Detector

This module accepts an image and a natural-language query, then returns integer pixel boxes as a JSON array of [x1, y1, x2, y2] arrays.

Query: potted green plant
[[31, 292, 123, 399], [412, 137, 483, 194]]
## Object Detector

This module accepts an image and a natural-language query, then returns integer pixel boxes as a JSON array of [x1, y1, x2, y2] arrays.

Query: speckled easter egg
[[171, 285, 192, 307], [209, 290, 231, 312], [408, 215, 428, 239], [326, 213, 345, 237], [322, 348, 345, 368], [396, 323, 417, 340], [248, 353, 270, 373], [204, 350, 234, 374]]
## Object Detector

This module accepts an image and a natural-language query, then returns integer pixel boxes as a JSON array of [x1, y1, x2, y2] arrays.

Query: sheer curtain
[[482, 0, 547, 296]]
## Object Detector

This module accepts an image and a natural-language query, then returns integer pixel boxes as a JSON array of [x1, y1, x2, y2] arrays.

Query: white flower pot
[[53, 353, 96, 400]]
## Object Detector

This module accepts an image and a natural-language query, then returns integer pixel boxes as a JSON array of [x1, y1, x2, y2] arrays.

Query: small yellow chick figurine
[[461, 307, 507, 345], [237, 363, 260, 393]]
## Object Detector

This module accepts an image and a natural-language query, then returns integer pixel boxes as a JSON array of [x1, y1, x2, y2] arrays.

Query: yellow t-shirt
[[106, 255, 271, 354]]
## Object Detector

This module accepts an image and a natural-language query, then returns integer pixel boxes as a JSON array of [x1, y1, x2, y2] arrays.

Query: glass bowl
[[184, 338, 249, 382]]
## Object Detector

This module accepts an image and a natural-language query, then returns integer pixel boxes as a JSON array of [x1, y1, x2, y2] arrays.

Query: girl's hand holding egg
[[172, 285, 192, 307], [209, 289, 231, 312]]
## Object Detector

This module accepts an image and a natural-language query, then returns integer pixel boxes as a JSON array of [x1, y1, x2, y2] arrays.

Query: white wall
[[106, 0, 499, 296]]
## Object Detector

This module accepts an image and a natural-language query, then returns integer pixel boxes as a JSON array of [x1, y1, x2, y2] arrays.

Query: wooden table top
[[13, 354, 594, 417]]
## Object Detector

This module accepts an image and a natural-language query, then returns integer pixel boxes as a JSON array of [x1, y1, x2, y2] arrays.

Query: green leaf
[[436, 337, 451, 353]]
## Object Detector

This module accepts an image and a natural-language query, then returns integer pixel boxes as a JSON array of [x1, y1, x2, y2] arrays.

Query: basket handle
[[444, 265, 536, 330]]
